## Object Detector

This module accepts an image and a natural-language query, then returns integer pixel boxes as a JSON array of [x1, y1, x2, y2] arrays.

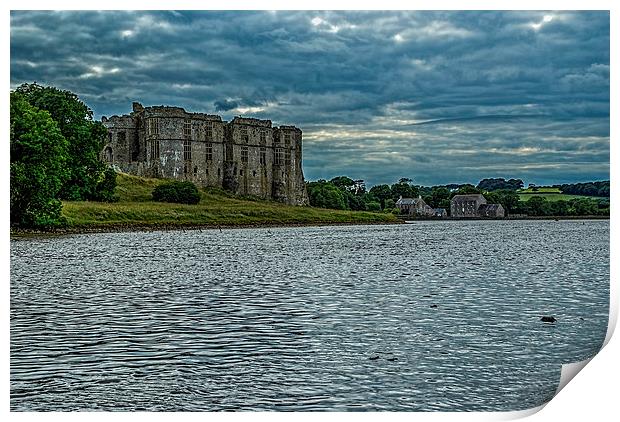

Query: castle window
[[240, 127, 249, 143], [241, 146, 249, 163], [285, 150, 291, 166], [218, 167, 221, 176], [240, 169, 244, 176], [259, 131, 266, 145], [150, 140, 160, 161], [253, 170, 257, 177], [104, 146, 113, 163], [274, 148, 284, 165], [149, 118, 159, 135], [108, 132, 112, 143], [259, 147, 266, 165], [206, 143, 213, 161], [284, 132, 291, 146], [184, 119, 191, 138], [117, 131, 126, 143], [194, 166, 198, 176], [183, 139, 192, 161], [205, 122, 213, 141]]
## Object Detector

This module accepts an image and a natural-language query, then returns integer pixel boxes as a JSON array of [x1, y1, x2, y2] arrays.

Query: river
[[10, 220, 609, 411]]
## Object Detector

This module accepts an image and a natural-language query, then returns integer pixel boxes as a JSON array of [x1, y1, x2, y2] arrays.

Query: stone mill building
[[101, 102, 308, 205]]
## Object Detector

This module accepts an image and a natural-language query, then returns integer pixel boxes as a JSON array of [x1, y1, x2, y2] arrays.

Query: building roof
[[479, 203, 503, 212], [451, 194, 486, 202]]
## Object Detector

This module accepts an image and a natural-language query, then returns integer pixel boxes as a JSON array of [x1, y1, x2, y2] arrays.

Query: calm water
[[10, 220, 609, 411]]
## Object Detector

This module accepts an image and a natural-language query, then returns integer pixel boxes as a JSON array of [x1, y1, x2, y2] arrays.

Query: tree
[[330, 176, 355, 191], [15, 83, 116, 201], [430, 187, 450, 208], [307, 180, 347, 210], [344, 190, 367, 211], [391, 181, 418, 202], [571, 198, 598, 216], [477, 178, 524, 191], [369, 184, 392, 209], [527, 196, 551, 216], [366, 201, 381, 212], [493, 189, 520, 214], [10, 92, 69, 227], [484, 191, 501, 205], [352, 180, 366, 195], [451, 184, 481, 197], [550, 200, 569, 216]]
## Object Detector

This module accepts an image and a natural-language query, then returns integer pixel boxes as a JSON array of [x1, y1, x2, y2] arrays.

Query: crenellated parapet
[[101, 102, 308, 205]]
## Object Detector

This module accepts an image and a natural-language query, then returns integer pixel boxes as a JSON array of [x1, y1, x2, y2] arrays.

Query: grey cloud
[[10, 10, 609, 186]]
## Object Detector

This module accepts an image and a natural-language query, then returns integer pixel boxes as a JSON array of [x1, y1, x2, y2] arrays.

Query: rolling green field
[[517, 187, 605, 202], [60, 173, 397, 230]]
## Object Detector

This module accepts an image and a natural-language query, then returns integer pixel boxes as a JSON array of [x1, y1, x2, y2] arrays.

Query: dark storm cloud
[[10, 10, 609, 186]]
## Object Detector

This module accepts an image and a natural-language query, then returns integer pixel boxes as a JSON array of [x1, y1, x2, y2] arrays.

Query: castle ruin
[[101, 102, 308, 205]]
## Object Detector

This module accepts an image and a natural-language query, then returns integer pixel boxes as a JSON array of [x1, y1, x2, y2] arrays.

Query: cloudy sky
[[10, 10, 609, 187]]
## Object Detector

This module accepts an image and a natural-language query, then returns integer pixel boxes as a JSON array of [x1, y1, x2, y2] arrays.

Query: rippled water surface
[[11, 220, 609, 411]]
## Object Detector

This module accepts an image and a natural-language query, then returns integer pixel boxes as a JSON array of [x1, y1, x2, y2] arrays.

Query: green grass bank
[[57, 173, 398, 232], [517, 187, 606, 202]]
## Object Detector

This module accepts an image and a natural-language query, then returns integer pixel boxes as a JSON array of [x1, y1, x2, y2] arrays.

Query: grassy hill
[[517, 187, 605, 202], [60, 173, 398, 230]]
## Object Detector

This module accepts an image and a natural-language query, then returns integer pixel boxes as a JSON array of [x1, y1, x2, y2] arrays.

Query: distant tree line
[[307, 176, 609, 217], [11, 83, 117, 228], [555, 181, 609, 198], [516, 197, 609, 217], [306, 177, 522, 215], [476, 178, 524, 191]]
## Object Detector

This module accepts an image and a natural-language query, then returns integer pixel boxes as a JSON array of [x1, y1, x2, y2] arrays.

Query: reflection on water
[[10, 220, 609, 411]]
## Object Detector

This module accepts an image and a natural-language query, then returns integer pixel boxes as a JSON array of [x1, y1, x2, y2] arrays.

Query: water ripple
[[11, 220, 609, 411]]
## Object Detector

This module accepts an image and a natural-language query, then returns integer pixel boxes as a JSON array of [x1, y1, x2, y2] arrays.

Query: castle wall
[[101, 103, 308, 205], [224, 118, 275, 199]]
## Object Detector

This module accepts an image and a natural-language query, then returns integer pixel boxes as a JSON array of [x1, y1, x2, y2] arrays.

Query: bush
[[152, 181, 201, 204], [91, 167, 119, 202], [366, 201, 381, 212]]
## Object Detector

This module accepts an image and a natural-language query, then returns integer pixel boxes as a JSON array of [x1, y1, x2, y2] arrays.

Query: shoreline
[[10, 215, 609, 237], [10, 220, 404, 237]]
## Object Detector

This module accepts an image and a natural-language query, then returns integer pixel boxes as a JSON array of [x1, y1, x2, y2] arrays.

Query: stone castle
[[101, 102, 308, 205]]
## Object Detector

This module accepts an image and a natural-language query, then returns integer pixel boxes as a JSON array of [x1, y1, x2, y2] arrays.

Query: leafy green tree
[[451, 184, 481, 198], [330, 176, 355, 191], [369, 184, 392, 209], [484, 191, 501, 205], [307, 180, 347, 210], [438, 199, 451, 212], [527, 196, 551, 216], [10, 92, 69, 227], [391, 181, 419, 202], [494, 189, 520, 214], [15, 83, 115, 201], [571, 198, 598, 216], [550, 200, 569, 216], [477, 178, 524, 191], [344, 190, 367, 211], [430, 187, 450, 208]]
